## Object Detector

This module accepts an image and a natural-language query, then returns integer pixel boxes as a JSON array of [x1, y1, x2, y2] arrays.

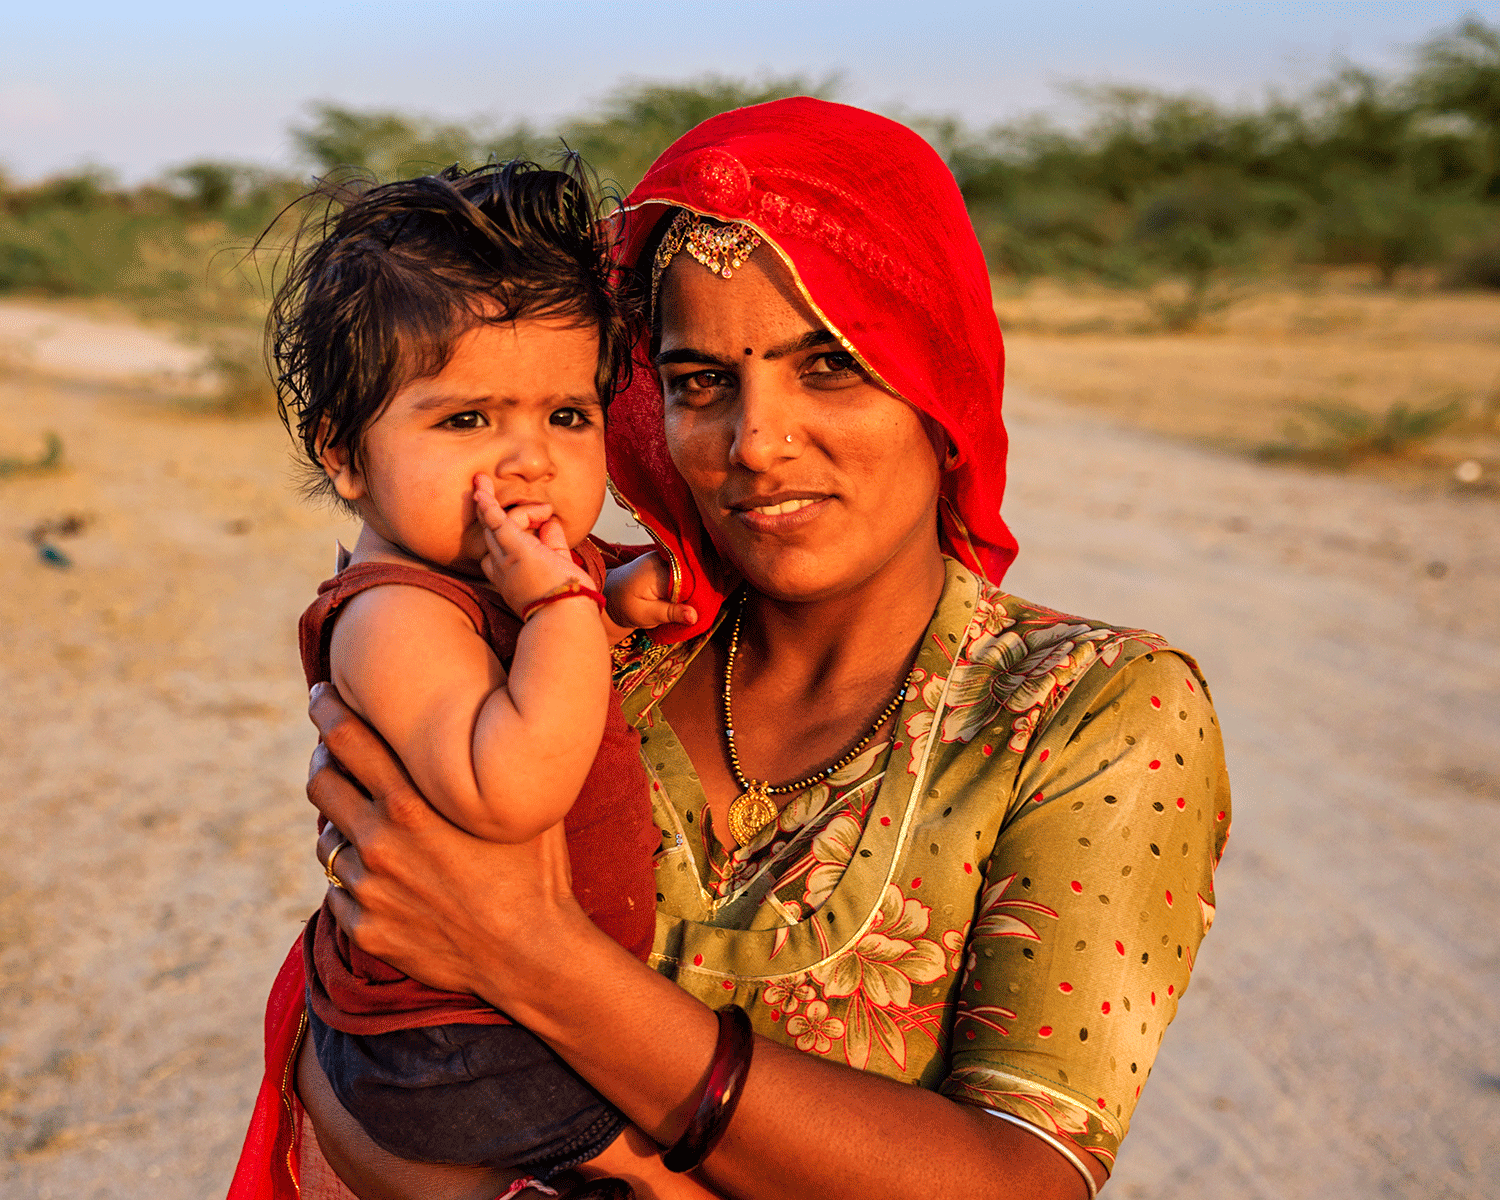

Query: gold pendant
[[727, 782, 777, 846]]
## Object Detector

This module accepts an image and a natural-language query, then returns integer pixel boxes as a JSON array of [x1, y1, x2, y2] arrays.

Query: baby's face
[[339, 316, 606, 575]]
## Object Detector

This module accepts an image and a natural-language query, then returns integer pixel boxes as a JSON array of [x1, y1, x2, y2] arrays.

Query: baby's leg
[[312, 1017, 628, 1174], [573, 1126, 721, 1200], [297, 1037, 519, 1200], [298, 1040, 718, 1200]]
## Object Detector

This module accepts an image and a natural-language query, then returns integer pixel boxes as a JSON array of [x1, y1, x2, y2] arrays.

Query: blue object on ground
[[38, 542, 72, 569]]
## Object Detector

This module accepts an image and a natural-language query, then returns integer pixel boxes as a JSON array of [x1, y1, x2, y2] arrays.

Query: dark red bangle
[[520, 580, 606, 622], [661, 1003, 754, 1173]]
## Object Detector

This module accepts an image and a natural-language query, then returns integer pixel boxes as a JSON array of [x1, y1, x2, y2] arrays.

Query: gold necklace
[[721, 601, 912, 846]]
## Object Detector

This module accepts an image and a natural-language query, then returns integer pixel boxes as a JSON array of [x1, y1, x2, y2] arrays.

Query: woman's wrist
[[458, 889, 612, 1022], [661, 1005, 755, 1172]]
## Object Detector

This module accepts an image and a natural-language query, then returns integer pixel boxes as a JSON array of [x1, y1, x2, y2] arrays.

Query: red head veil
[[607, 97, 1017, 641]]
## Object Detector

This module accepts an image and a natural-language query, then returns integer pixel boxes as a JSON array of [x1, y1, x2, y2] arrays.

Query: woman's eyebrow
[[654, 346, 731, 368], [761, 329, 837, 360], [655, 329, 836, 368]]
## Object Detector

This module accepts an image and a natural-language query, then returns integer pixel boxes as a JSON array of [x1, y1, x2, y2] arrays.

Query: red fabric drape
[[606, 96, 1017, 642], [227, 938, 306, 1200]]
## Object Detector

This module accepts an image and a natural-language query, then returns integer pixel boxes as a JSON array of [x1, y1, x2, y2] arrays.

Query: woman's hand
[[308, 681, 579, 1000]]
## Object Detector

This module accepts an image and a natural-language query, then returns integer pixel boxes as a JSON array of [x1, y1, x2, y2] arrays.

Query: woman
[[231, 98, 1229, 1200]]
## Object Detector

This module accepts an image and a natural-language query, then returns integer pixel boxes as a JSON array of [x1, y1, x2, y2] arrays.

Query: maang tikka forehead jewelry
[[651, 211, 763, 314]]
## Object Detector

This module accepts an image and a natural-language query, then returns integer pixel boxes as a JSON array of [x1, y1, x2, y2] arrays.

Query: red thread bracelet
[[661, 1003, 754, 1173], [520, 580, 606, 622]]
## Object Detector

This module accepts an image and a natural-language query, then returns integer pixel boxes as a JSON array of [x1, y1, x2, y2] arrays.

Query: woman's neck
[[734, 543, 948, 705]]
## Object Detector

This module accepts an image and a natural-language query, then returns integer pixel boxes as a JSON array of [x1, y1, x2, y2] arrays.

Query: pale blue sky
[[4, 1, 1496, 182]]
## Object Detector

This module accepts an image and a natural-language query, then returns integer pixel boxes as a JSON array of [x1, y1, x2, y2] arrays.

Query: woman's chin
[[725, 552, 874, 607]]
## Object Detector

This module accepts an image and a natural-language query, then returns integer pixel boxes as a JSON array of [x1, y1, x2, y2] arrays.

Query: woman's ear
[[944, 438, 961, 470], [318, 439, 366, 503]]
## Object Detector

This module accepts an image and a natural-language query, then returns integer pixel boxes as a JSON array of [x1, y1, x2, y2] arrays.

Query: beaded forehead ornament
[[650, 210, 763, 315]]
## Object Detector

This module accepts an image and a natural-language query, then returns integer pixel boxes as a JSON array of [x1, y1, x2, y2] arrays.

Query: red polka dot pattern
[[624, 572, 1230, 1172]]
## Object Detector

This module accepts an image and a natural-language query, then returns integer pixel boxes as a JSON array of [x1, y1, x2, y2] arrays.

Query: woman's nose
[[728, 378, 797, 471]]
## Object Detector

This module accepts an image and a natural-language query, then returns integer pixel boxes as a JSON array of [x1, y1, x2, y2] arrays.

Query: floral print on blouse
[[612, 558, 1231, 1175]]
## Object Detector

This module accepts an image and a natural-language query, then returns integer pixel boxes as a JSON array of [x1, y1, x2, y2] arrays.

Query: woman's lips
[[728, 493, 832, 531], [749, 497, 816, 516]]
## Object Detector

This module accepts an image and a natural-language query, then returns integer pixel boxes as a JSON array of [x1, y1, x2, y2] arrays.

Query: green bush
[[1259, 399, 1464, 465], [1304, 175, 1447, 283], [3, 18, 1500, 323], [1444, 237, 1500, 287], [562, 74, 836, 193]]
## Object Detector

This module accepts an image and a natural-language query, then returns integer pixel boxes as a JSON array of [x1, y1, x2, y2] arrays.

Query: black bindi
[[743, 347, 753, 356]]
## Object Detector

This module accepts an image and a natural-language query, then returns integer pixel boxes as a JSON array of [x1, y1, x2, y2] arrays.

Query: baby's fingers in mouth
[[503, 502, 554, 531]]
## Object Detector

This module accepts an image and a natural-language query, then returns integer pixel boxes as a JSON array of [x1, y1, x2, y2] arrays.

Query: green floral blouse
[[612, 558, 1231, 1176]]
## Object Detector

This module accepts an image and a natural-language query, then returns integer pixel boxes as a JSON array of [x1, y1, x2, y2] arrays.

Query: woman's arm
[[307, 687, 1106, 1200]]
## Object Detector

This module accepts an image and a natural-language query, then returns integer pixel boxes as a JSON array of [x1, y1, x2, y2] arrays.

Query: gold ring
[[325, 839, 351, 891]]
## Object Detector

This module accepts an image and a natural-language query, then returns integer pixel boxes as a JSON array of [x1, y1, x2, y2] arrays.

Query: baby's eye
[[441, 411, 486, 430], [549, 407, 592, 428]]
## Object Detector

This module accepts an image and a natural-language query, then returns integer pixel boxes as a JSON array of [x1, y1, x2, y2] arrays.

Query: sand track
[[1, 303, 1495, 1198]]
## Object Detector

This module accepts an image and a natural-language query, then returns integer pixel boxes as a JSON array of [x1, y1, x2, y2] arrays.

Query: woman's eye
[[441, 410, 486, 430], [549, 407, 591, 428], [686, 369, 732, 390], [664, 369, 734, 400], [808, 351, 857, 375]]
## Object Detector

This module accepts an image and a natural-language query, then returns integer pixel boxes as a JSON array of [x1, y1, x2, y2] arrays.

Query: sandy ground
[[997, 275, 1500, 491], [1, 300, 1496, 1199]]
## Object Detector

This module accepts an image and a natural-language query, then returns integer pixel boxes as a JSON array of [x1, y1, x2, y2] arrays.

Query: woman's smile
[[727, 491, 832, 526]]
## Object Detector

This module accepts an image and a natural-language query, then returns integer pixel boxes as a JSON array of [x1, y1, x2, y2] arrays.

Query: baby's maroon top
[[299, 547, 658, 1035]]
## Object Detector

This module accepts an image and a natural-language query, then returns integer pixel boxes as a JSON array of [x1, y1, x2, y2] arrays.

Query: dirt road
[[1, 303, 1495, 1198]]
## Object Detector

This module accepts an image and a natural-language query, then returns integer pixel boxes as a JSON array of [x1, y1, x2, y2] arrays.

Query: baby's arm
[[467, 479, 611, 839], [327, 500, 608, 844], [604, 551, 697, 639]]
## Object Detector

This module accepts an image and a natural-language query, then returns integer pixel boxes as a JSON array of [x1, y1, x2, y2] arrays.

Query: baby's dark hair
[[269, 157, 630, 509]]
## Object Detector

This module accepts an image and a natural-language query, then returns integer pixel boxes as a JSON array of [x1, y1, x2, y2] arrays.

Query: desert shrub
[[967, 190, 1121, 279], [290, 105, 538, 182], [1304, 176, 1448, 283], [1411, 17, 1500, 196], [1259, 399, 1464, 465], [5, 21, 1500, 320], [945, 18, 1500, 285], [0, 432, 64, 478], [562, 74, 837, 192], [1444, 237, 1500, 287]]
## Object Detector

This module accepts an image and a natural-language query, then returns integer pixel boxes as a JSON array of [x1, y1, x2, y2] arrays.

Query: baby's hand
[[472, 476, 592, 617], [604, 551, 697, 641]]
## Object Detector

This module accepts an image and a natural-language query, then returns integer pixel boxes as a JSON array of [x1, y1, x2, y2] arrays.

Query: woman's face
[[656, 248, 945, 604]]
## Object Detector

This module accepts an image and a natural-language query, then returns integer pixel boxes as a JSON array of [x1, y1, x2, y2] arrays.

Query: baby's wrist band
[[661, 1003, 754, 1173], [520, 581, 607, 622]]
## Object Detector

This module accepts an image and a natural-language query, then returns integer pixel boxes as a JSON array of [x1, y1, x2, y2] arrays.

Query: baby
[[270, 160, 686, 1186]]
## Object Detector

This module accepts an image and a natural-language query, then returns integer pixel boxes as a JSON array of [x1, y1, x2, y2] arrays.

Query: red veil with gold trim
[[606, 96, 1017, 643]]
